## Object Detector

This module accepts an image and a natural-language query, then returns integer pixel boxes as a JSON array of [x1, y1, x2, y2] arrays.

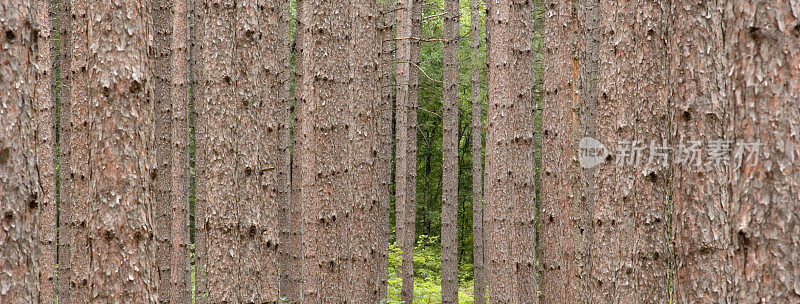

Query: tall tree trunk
[[469, 0, 485, 301], [56, 0, 159, 301], [540, 0, 581, 302], [233, 0, 287, 301], [395, 0, 414, 302], [377, 0, 397, 300], [441, 0, 460, 302], [195, 0, 287, 301], [486, 0, 538, 303], [0, 0, 43, 301], [34, 0, 57, 300], [194, 0, 238, 301], [591, 0, 671, 303], [725, 2, 800, 302], [282, 0, 304, 301], [64, 0, 159, 300], [154, 0, 191, 301], [57, 0, 87, 300], [297, 0, 360, 301], [670, 1, 731, 303], [350, 1, 382, 301]]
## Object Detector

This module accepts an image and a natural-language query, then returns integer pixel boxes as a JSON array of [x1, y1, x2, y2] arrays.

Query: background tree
[[154, 0, 191, 301], [193, 0, 238, 301], [485, 0, 537, 302], [441, 0, 459, 302], [34, 0, 57, 300], [281, 0, 304, 301], [395, 0, 416, 301], [0, 0, 44, 301], [469, 0, 485, 301]]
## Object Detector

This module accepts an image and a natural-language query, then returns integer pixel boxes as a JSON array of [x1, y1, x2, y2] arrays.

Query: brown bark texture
[[194, 0, 237, 301], [56, 0, 160, 301], [395, 0, 415, 302], [486, 0, 538, 303], [282, 0, 304, 301], [469, 0, 485, 301], [441, 0, 460, 302], [725, 1, 800, 302], [540, 0, 580, 302], [154, 0, 191, 301], [297, 0, 381, 302], [377, 0, 396, 300], [470, 0, 486, 304], [34, 0, 57, 300], [0, 0, 43, 301]]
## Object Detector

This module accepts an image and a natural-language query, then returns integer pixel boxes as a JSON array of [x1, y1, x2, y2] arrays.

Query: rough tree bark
[[0, 0, 43, 301], [377, 0, 396, 300], [297, 0, 351, 301], [590, 0, 672, 303], [670, 0, 731, 303], [154, 0, 191, 301], [540, 0, 594, 302], [441, 0, 460, 302], [486, 0, 538, 303], [281, 0, 304, 301], [350, 0, 383, 301], [395, 0, 415, 301], [194, 0, 238, 301], [56, 0, 159, 302], [34, 0, 57, 300], [469, 0, 485, 301], [725, 2, 800, 302], [233, 0, 288, 301]]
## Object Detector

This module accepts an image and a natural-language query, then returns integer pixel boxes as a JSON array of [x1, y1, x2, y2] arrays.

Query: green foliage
[[386, 237, 479, 304]]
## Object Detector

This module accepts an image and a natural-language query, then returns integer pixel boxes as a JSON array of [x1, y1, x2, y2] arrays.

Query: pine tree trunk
[[194, 0, 238, 301], [34, 0, 57, 300], [154, 0, 191, 301], [0, 1, 43, 301], [55, 0, 158, 301], [350, 1, 382, 301], [377, 0, 397, 300], [725, 2, 800, 302], [486, 0, 538, 302], [469, 0, 485, 301], [395, 0, 415, 301], [57, 0, 87, 300], [670, 1, 731, 303], [282, 0, 304, 301], [297, 0, 354, 301], [540, 0, 582, 302], [441, 0, 460, 302]]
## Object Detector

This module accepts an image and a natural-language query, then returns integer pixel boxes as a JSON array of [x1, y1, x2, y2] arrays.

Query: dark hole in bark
[[130, 80, 141, 93], [548, 214, 553, 222], [0, 148, 10, 164], [605, 154, 613, 163], [5, 30, 15, 41], [245, 167, 253, 176], [4, 211, 13, 221], [648, 172, 658, 183], [683, 110, 692, 121]]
